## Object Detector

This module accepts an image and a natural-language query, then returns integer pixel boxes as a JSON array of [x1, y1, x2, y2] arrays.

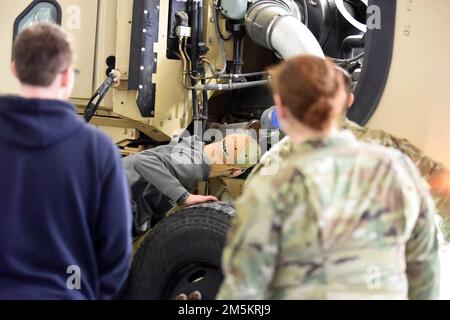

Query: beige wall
[[368, 0, 450, 168]]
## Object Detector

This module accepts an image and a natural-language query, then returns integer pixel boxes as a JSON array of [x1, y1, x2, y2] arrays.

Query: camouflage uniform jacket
[[217, 131, 439, 300], [247, 116, 450, 241]]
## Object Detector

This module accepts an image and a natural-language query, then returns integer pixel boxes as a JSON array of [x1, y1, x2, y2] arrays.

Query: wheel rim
[[161, 262, 224, 300]]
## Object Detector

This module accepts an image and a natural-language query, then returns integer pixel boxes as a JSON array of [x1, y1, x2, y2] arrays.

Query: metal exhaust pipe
[[245, 0, 324, 59]]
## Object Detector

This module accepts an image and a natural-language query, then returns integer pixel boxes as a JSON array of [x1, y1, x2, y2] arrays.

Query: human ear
[[277, 105, 287, 121], [11, 62, 18, 79], [348, 93, 355, 108], [272, 95, 285, 118], [61, 67, 75, 98], [60, 68, 71, 87], [273, 94, 282, 109]]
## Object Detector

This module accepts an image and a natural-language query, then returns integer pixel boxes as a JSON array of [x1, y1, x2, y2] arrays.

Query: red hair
[[269, 55, 346, 131]]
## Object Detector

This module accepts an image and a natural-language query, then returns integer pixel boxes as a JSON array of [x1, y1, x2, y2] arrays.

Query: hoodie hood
[[0, 96, 85, 149]]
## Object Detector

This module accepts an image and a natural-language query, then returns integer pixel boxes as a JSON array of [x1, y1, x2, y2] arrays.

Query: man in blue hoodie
[[0, 23, 132, 300]]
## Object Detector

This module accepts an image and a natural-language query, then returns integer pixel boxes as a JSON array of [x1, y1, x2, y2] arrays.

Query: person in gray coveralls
[[124, 133, 260, 235]]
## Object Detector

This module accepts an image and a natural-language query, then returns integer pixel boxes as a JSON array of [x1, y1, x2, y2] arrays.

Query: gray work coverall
[[123, 136, 211, 234]]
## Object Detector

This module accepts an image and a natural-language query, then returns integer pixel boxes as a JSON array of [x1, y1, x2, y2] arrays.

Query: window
[[13, 1, 62, 39]]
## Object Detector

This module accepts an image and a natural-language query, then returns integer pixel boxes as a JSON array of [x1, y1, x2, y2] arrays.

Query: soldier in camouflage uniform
[[247, 96, 450, 242], [217, 56, 440, 300]]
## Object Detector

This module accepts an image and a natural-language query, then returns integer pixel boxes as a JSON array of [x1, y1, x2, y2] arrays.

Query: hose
[[212, 0, 227, 75], [192, 80, 269, 91], [245, 0, 324, 59], [83, 71, 119, 123]]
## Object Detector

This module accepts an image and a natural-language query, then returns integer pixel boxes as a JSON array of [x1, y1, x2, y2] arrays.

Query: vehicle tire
[[122, 202, 235, 300]]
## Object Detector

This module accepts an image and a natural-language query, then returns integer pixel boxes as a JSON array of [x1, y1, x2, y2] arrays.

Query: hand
[[183, 194, 218, 206]]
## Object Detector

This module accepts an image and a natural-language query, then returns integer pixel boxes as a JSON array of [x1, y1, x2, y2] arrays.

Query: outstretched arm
[[133, 152, 191, 204]]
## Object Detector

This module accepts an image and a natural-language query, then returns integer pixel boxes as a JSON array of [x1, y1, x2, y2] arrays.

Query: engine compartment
[[89, 0, 370, 147]]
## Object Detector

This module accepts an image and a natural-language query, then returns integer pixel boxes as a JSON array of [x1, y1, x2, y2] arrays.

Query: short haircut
[[12, 23, 75, 87]]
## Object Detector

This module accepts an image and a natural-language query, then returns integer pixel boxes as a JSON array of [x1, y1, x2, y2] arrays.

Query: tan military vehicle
[[1, 0, 449, 299]]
